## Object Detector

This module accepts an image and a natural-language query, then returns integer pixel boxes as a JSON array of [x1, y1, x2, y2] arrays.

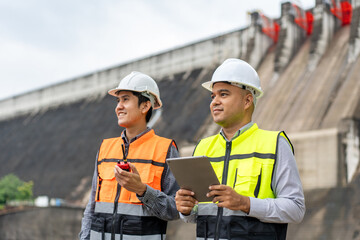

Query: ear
[[140, 101, 151, 114], [244, 93, 253, 110]]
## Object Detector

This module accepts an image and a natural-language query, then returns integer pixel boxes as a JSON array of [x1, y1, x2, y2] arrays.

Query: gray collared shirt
[[79, 128, 180, 240], [181, 122, 305, 224], [219, 122, 254, 141]]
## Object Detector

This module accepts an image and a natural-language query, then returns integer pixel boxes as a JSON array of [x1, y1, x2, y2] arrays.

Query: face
[[210, 82, 252, 128], [115, 91, 148, 128]]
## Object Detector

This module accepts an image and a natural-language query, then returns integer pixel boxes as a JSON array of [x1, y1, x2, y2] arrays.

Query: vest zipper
[[111, 184, 121, 240], [214, 141, 232, 240], [111, 140, 128, 240]]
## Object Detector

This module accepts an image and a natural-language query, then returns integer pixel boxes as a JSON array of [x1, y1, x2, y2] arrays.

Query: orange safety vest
[[90, 129, 176, 240], [96, 129, 174, 204]]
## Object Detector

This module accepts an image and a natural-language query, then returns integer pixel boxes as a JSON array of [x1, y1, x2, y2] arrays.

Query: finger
[[176, 200, 196, 214], [206, 190, 222, 197], [114, 165, 122, 176], [118, 167, 131, 176], [177, 205, 194, 215], [114, 168, 130, 183], [209, 184, 226, 191], [178, 188, 195, 196], [176, 192, 196, 201], [212, 194, 224, 203], [176, 194, 198, 206], [176, 199, 196, 207], [115, 165, 127, 174], [129, 163, 138, 174], [217, 201, 227, 208], [183, 196, 197, 204]]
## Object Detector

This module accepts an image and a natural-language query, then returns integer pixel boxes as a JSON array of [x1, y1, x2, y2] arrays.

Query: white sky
[[0, 0, 315, 100]]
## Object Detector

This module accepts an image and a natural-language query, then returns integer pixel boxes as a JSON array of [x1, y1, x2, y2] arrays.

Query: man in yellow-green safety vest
[[175, 58, 305, 240]]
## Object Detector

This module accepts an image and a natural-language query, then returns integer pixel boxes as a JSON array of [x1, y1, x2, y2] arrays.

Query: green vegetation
[[0, 174, 33, 206]]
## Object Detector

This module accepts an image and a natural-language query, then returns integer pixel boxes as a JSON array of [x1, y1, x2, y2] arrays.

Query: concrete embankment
[[0, 1, 360, 239]]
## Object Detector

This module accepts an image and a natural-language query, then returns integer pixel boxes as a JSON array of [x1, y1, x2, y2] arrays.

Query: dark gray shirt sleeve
[[79, 153, 98, 240], [137, 144, 180, 221]]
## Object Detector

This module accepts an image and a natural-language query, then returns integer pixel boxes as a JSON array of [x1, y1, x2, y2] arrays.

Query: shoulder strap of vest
[[278, 131, 294, 154], [270, 130, 293, 194], [151, 132, 176, 150], [170, 139, 178, 151], [192, 139, 202, 156]]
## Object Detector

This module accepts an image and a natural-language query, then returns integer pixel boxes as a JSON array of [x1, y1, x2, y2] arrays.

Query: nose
[[115, 100, 124, 112], [210, 95, 220, 107]]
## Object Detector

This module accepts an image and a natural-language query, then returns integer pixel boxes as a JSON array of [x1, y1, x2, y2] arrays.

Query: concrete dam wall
[[1, 0, 360, 239]]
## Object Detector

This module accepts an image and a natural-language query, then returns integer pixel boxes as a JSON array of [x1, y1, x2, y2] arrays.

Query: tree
[[0, 174, 33, 204]]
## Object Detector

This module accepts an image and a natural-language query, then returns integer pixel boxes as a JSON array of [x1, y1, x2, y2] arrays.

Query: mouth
[[212, 108, 222, 114], [117, 112, 126, 117]]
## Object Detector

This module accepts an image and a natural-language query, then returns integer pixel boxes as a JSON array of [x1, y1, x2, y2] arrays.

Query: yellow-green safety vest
[[193, 123, 293, 240]]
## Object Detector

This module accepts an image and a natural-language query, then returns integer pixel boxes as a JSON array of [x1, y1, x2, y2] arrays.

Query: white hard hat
[[108, 71, 162, 109], [202, 58, 263, 100]]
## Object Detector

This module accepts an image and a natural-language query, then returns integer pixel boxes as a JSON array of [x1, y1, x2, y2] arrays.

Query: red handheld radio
[[117, 144, 130, 172]]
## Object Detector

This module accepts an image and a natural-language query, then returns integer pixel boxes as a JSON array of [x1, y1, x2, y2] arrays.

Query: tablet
[[166, 156, 220, 202]]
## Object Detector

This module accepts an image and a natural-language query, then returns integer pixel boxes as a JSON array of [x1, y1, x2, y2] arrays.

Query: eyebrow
[[117, 94, 131, 98], [212, 89, 231, 94]]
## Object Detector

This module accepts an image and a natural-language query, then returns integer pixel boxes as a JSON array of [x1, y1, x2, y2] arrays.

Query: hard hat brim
[[108, 88, 121, 97], [201, 80, 263, 98], [201, 81, 212, 91], [107, 87, 162, 109]]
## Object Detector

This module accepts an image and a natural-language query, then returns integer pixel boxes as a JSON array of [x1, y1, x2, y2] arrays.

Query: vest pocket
[[128, 164, 157, 203], [196, 217, 209, 239], [134, 163, 155, 184], [98, 165, 116, 201], [233, 160, 262, 197], [91, 215, 105, 233], [228, 216, 278, 240], [91, 214, 113, 240]]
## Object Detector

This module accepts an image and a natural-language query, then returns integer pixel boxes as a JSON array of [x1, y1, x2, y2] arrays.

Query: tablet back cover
[[167, 156, 220, 202]]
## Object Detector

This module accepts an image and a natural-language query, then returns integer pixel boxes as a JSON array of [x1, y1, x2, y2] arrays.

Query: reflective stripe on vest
[[193, 123, 292, 240], [90, 231, 166, 240], [198, 203, 247, 217], [91, 129, 173, 239], [95, 202, 161, 216]]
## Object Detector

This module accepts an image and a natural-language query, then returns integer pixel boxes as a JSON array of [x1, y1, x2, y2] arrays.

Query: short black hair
[[130, 91, 153, 122]]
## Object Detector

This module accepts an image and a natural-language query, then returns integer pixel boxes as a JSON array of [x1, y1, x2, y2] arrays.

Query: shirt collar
[[121, 127, 151, 144], [220, 122, 254, 141]]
